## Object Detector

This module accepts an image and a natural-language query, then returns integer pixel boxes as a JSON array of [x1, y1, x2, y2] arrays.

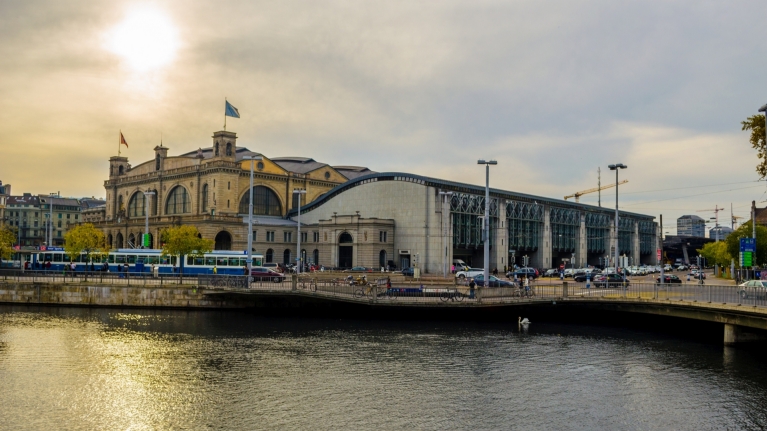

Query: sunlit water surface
[[1, 306, 766, 430]]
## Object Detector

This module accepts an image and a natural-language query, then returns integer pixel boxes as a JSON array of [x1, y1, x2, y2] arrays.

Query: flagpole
[[118, 130, 121, 156], [224, 97, 227, 131]]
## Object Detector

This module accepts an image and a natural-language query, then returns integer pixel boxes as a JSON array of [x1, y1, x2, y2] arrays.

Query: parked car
[[737, 280, 767, 299], [473, 274, 515, 288], [544, 269, 559, 277], [573, 272, 598, 282], [656, 274, 682, 284], [262, 263, 282, 273], [456, 267, 485, 279], [402, 267, 415, 277], [250, 267, 285, 282], [593, 273, 630, 286], [689, 270, 706, 280], [513, 267, 539, 279], [344, 266, 373, 272]]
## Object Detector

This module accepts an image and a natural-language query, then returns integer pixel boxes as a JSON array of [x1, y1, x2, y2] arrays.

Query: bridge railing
[[0, 269, 200, 286]]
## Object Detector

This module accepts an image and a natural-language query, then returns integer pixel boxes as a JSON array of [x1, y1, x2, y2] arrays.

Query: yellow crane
[[564, 180, 628, 203]]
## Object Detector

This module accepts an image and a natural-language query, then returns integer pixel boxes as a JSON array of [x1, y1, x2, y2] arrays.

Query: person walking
[[213, 265, 218, 275], [469, 278, 476, 299], [524, 276, 530, 296]]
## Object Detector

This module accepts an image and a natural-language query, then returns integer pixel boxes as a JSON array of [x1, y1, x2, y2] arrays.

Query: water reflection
[[0, 306, 766, 430]]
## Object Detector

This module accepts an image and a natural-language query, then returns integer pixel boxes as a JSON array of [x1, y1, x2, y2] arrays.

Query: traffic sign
[[740, 238, 756, 253]]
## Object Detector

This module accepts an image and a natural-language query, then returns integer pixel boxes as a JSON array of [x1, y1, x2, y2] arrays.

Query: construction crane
[[565, 180, 628, 203], [697, 205, 724, 240], [731, 203, 744, 229]]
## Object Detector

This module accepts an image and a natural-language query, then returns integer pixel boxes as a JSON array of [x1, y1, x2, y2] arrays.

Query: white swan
[[518, 316, 530, 325]]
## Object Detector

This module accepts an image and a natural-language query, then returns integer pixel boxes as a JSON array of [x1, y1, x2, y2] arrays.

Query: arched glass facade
[[165, 186, 190, 215], [127, 193, 145, 218], [239, 186, 282, 216]]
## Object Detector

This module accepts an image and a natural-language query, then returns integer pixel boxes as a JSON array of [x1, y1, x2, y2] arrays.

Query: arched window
[[165, 186, 190, 215], [201, 184, 208, 212], [266, 248, 274, 263], [339, 232, 353, 243], [379, 250, 387, 268], [127, 193, 145, 218], [155, 154, 161, 171], [118, 165, 124, 175], [313, 249, 319, 265], [215, 142, 220, 156], [128, 233, 136, 247], [226, 142, 232, 156], [115, 233, 124, 248], [283, 249, 291, 265], [239, 186, 282, 216], [107, 234, 113, 248]]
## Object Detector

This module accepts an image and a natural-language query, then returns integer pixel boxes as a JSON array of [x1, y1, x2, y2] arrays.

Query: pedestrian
[[493, 267, 498, 277], [213, 265, 218, 275], [117, 263, 123, 278], [524, 276, 530, 296], [153, 264, 159, 278], [451, 264, 455, 274], [386, 276, 392, 289], [45, 261, 51, 271], [123, 263, 129, 277], [469, 278, 476, 299], [242, 265, 248, 275]]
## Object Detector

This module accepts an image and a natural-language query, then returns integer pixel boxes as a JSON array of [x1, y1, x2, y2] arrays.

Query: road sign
[[740, 238, 756, 253], [740, 251, 754, 267]]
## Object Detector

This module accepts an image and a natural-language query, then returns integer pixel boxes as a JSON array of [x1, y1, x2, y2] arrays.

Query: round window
[[324, 171, 331, 180], [257, 161, 264, 171]]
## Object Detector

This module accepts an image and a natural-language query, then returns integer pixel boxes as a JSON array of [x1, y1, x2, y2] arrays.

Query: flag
[[225, 100, 240, 118], [120, 132, 129, 148]]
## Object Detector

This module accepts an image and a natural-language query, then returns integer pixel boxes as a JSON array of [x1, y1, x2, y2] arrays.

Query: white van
[[452, 259, 468, 271]]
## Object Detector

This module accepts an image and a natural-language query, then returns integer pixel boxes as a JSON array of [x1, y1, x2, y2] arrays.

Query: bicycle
[[298, 277, 317, 292], [353, 283, 377, 299], [440, 289, 465, 302]]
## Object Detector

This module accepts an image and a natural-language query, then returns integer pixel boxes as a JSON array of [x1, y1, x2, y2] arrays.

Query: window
[[283, 249, 291, 265], [34, 221, 38, 227], [284, 232, 292, 243], [266, 231, 275, 242], [202, 184, 208, 212], [156, 154, 161, 170], [57, 231, 62, 237], [67, 214, 70, 219], [301, 232, 307, 242], [226, 142, 232, 156], [128, 193, 146, 217], [239, 186, 282, 216], [227, 200, 230, 208], [227, 181, 230, 190], [75, 214, 78, 220], [380, 231, 387, 242], [57, 221, 61, 228], [266, 249, 274, 263], [313, 232, 319, 242], [58, 213, 62, 219], [165, 186, 190, 214], [252, 230, 257, 241]]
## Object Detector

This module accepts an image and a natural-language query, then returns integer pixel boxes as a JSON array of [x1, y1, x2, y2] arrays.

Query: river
[[0, 305, 766, 430]]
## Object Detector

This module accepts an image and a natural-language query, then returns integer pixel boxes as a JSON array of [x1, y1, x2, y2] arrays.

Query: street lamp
[[46, 192, 58, 247], [142, 191, 155, 248], [243, 155, 264, 276], [478, 159, 497, 286], [293, 189, 307, 274], [438, 191, 453, 277], [608, 163, 627, 283]]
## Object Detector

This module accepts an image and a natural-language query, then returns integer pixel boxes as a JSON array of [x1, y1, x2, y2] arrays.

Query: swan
[[518, 316, 530, 325]]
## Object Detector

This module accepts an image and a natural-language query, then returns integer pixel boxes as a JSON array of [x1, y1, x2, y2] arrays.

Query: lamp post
[[47, 192, 58, 247], [438, 191, 453, 277], [293, 189, 307, 274], [478, 159, 497, 286], [243, 155, 264, 276], [608, 164, 627, 283], [142, 191, 155, 248]]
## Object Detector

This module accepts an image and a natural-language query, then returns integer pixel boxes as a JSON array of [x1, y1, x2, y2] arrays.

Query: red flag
[[120, 132, 129, 148]]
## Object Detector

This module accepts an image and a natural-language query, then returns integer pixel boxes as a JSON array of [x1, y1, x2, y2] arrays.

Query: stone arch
[[165, 185, 191, 215], [283, 249, 291, 265], [266, 248, 274, 263], [239, 185, 283, 216], [215, 231, 232, 250], [118, 165, 124, 175], [379, 250, 387, 269], [313, 249, 319, 266], [107, 233, 113, 248], [226, 142, 232, 156], [338, 232, 353, 268], [339, 232, 353, 243], [115, 232, 124, 248]]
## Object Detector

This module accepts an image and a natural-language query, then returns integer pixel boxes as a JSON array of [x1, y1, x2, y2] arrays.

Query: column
[[494, 199, 506, 272], [576, 214, 586, 268]]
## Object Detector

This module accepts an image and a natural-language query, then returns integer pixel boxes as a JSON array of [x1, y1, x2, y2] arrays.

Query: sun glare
[[106, 8, 179, 72]]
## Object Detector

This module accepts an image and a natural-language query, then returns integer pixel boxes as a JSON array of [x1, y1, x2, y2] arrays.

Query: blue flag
[[225, 100, 240, 118]]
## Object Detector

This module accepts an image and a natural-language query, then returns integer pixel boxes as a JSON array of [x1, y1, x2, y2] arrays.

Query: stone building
[[6, 194, 83, 246], [0, 181, 10, 226]]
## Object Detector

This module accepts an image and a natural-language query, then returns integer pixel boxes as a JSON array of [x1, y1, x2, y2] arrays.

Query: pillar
[[535, 206, 552, 269], [633, 221, 640, 266], [495, 199, 506, 272], [576, 214, 586, 269]]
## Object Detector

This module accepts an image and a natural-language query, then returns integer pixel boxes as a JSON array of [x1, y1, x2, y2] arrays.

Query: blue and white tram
[[32, 248, 264, 275]]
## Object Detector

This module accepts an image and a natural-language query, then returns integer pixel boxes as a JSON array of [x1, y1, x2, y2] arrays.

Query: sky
[[1, 0, 766, 234]]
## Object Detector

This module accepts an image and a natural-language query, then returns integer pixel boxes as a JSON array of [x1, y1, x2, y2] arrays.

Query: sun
[[106, 8, 179, 72]]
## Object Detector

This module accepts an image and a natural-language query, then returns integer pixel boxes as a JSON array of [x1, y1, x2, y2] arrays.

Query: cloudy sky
[[1, 0, 765, 233]]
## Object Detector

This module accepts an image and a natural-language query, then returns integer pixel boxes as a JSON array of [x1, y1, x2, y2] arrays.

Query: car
[[402, 267, 415, 277], [737, 280, 767, 299], [689, 270, 706, 280], [514, 267, 538, 279], [262, 263, 283, 273], [344, 266, 373, 272], [472, 274, 515, 287], [593, 273, 630, 286], [676, 265, 688, 271], [456, 267, 485, 279], [573, 273, 598, 282], [250, 266, 285, 282], [544, 269, 559, 277], [656, 274, 682, 284]]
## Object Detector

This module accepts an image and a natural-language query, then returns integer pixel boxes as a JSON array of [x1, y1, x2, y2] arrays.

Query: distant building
[[677, 215, 705, 237], [5, 193, 103, 246], [0, 181, 9, 227], [709, 226, 733, 240]]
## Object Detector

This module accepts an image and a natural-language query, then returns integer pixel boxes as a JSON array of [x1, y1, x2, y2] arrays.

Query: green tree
[[725, 220, 767, 268], [64, 223, 108, 277], [697, 241, 731, 269], [742, 114, 767, 178], [160, 225, 214, 280], [0, 225, 17, 262]]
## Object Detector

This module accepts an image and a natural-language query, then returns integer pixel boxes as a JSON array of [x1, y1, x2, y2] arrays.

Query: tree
[[160, 225, 214, 280], [64, 223, 108, 276], [697, 241, 731, 270], [741, 114, 767, 178], [725, 220, 767, 268], [0, 225, 17, 262]]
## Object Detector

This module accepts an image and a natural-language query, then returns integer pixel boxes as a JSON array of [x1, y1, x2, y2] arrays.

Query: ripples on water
[[1, 306, 766, 430]]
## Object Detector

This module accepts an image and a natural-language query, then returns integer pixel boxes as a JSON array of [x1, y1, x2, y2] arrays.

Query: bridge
[[1, 270, 766, 345]]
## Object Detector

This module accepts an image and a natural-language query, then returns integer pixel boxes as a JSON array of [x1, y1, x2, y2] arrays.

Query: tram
[[30, 247, 264, 275]]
